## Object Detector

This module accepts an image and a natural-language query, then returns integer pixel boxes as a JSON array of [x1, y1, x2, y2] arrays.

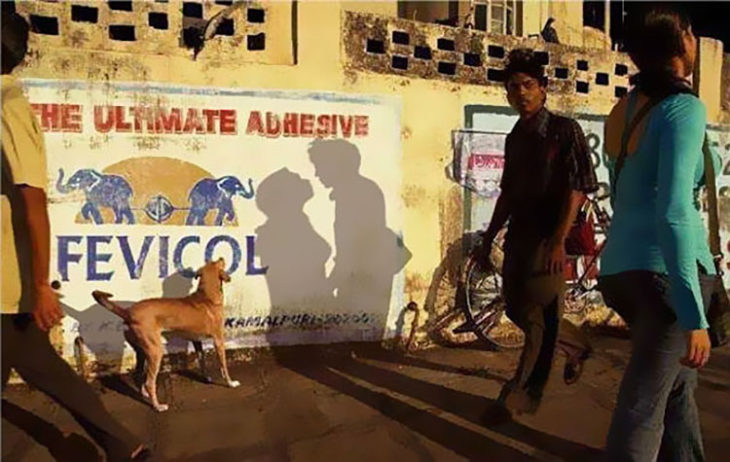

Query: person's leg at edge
[[6, 314, 144, 461]]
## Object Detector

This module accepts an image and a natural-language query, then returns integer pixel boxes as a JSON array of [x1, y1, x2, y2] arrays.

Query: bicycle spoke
[[452, 304, 502, 336]]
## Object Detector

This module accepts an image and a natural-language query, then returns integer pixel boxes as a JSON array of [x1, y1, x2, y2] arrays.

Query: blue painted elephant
[[186, 176, 255, 226], [56, 168, 135, 224]]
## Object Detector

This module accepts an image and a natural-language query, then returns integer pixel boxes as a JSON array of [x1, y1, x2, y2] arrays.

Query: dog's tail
[[92, 290, 130, 322]]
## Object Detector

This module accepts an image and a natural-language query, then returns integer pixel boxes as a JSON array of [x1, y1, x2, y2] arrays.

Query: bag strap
[[702, 136, 724, 274], [612, 95, 663, 196]]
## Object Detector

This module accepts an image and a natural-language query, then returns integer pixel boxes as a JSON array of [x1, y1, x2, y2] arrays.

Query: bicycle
[[453, 194, 614, 350]]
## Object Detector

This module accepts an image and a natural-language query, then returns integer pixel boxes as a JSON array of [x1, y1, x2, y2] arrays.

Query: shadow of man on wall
[[308, 139, 411, 340]]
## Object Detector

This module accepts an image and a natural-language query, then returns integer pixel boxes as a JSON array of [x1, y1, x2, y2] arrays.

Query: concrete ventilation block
[[414, 46, 432, 60], [392, 31, 409, 45], [464, 52, 481, 67], [148, 12, 168, 30], [71, 5, 98, 23], [366, 39, 385, 54], [30, 15, 59, 35], [392, 55, 408, 70], [109, 24, 135, 41], [247, 33, 265, 51], [487, 45, 505, 58], [437, 38, 455, 51], [438, 61, 457, 75]]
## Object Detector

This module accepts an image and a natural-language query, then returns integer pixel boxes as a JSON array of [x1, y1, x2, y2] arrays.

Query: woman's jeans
[[598, 271, 710, 462]]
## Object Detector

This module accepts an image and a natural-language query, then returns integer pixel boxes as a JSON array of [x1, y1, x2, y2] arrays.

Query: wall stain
[[402, 184, 428, 208], [134, 136, 162, 151]]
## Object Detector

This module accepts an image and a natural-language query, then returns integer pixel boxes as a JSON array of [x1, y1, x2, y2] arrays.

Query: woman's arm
[[655, 95, 708, 331]]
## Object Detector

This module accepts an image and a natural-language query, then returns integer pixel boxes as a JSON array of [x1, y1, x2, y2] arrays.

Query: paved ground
[[2, 335, 730, 461]]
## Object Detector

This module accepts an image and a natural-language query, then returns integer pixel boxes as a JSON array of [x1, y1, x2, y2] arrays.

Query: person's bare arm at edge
[[544, 190, 585, 275], [19, 185, 62, 331]]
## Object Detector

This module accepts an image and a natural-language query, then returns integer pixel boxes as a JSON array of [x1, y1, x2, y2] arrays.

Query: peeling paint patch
[[88, 134, 110, 150], [184, 138, 206, 152], [134, 136, 162, 151], [402, 184, 427, 208], [343, 66, 359, 86], [404, 273, 429, 295], [439, 186, 463, 257]]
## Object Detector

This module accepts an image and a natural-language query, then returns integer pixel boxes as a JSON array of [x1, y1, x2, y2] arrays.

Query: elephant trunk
[[240, 178, 255, 199], [56, 168, 72, 194]]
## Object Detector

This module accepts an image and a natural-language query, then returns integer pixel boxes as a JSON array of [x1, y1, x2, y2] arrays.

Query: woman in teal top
[[602, 91, 719, 330], [598, 5, 720, 461]]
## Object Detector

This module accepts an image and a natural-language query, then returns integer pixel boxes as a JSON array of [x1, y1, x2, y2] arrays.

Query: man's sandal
[[563, 348, 591, 385]]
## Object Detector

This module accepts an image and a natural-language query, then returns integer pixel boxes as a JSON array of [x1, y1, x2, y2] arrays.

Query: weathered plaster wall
[[547, 0, 583, 48], [697, 37, 724, 124], [8, 1, 730, 369], [721, 53, 730, 123], [9, 2, 637, 356]]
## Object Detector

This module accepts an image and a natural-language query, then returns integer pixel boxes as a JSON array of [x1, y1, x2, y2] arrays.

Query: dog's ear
[[220, 270, 231, 283]]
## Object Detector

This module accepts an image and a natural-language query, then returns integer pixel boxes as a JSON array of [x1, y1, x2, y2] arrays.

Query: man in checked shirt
[[479, 49, 598, 417]]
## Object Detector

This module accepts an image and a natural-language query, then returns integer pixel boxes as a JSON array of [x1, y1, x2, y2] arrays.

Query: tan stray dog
[[92, 258, 239, 412]]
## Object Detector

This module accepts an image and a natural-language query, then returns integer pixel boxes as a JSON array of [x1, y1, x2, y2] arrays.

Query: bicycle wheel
[[422, 236, 480, 346], [463, 255, 524, 350]]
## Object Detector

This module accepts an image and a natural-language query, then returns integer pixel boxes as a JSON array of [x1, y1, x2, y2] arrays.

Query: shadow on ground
[[274, 343, 602, 461], [1, 399, 101, 462]]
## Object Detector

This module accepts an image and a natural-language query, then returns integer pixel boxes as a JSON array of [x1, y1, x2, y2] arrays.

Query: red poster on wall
[[451, 130, 507, 198]]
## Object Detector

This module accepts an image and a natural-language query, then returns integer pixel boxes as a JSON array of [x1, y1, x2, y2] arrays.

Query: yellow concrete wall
[[582, 26, 610, 51], [722, 54, 730, 124], [548, 0, 583, 47], [697, 38, 725, 124], [13, 1, 496, 357], [342, 1, 398, 18], [12, 1, 630, 334], [10, 1, 729, 359], [520, 0, 556, 40], [523, 1, 610, 50], [520, 0, 543, 38], [399, 1, 452, 23]]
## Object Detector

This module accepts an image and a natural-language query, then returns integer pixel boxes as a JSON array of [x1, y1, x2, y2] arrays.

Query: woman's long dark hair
[[623, 4, 695, 98]]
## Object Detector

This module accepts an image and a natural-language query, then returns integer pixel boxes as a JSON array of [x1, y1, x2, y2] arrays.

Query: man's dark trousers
[[500, 234, 590, 403], [2, 314, 139, 460]]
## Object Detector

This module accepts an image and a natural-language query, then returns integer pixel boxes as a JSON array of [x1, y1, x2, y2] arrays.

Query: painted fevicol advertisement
[[25, 79, 408, 367], [466, 106, 730, 288]]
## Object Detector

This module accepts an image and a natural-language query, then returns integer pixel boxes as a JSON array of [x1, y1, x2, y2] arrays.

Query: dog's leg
[[124, 329, 146, 387], [192, 340, 213, 384], [142, 338, 168, 412], [213, 336, 239, 388]]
